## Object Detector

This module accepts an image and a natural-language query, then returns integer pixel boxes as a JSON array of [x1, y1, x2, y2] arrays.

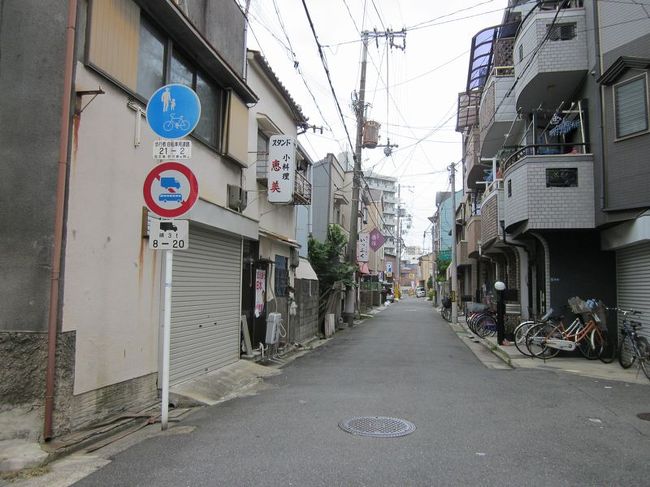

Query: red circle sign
[[143, 162, 198, 218]]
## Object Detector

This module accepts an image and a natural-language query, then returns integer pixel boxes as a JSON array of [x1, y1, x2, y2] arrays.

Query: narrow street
[[30, 298, 646, 486]]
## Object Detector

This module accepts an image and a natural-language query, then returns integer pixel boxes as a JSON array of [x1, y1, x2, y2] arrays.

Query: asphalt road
[[72, 297, 650, 486]]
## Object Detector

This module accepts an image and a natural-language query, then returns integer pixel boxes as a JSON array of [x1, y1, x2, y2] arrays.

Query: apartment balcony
[[479, 67, 519, 158], [465, 215, 482, 257], [501, 146, 595, 232], [480, 180, 504, 249], [513, 4, 588, 111], [456, 240, 469, 266], [464, 125, 487, 190]]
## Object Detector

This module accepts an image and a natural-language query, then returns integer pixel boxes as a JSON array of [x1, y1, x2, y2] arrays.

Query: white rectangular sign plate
[[153, 139, 192, 160], [149, 219, 189, 250]]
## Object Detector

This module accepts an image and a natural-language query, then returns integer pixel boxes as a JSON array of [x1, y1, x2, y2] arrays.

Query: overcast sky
[[241, 0, 509, 250]]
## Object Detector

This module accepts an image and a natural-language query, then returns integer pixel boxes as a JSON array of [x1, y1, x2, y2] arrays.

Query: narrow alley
[[23, 298, 650, 487]]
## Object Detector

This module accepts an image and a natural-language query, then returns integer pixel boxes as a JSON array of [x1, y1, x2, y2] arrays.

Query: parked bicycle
[[441, 297, 452, 322], [616, 307, 650, 380], [513, 308, 556, 357], [524, 297, 609, 360]]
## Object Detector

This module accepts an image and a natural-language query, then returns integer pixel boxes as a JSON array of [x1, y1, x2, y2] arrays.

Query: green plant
[[308, 224, 356, 291]]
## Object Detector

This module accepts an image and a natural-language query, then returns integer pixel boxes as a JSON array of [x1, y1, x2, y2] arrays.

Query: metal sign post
[[146, 84, 200, 431]]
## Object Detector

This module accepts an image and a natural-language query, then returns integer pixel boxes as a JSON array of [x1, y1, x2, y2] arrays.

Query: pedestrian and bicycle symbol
[[143, 162, 198, 218], [146, 84, 201, 139]]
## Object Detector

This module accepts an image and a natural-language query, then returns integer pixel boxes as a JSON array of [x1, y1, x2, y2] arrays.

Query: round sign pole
[[161, 249, 173, 430]]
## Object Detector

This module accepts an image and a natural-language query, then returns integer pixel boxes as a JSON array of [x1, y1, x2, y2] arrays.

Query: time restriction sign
[[143, 162, 198, 218]]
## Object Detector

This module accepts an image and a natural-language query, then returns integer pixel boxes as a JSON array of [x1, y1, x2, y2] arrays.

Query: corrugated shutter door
[[617, 243, 650, 340], [170, 225, 242, 385]]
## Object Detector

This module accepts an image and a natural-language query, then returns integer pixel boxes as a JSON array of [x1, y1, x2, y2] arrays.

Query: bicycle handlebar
[[607, 306, 641, 317]]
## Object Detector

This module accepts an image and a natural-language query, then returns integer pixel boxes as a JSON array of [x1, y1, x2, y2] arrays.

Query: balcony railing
[[294, 171, 312, 205], [501, 143, 588, 173]]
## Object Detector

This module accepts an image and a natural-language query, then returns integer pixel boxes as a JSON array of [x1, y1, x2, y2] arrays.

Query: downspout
[[44, 0, 77, 441], [593, 1, 606, 210]]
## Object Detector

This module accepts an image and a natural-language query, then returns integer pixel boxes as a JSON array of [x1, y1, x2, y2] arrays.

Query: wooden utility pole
[[345, 29, 405, 325]]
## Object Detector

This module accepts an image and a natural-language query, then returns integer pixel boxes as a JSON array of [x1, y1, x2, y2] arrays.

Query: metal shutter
[[170, 225, 242, 385], [616, 243, 650, 340]]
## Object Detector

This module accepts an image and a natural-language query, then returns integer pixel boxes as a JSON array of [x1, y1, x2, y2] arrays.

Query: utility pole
[[345, 29, 405, 326], [396, 183, 402, 299], [449, 163, 458, 324]]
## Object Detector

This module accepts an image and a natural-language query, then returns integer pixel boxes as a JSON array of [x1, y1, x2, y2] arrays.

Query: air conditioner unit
[[265, 312, 282, 345], [227, 185, 248, 212]]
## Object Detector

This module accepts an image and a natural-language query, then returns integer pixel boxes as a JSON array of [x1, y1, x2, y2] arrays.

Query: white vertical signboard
[[357, 232, 370, 262], [267, 135, 296, 204]]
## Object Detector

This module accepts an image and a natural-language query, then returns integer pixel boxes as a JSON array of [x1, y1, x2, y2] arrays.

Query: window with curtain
[[614, 75, 649, 139]]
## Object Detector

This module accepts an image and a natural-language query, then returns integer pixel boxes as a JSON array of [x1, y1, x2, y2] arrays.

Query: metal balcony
[[479, 65, 519, 158], [293, 171, 312, 205]]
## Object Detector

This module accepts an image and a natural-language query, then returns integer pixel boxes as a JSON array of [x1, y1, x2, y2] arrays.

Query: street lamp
[[494, 281, 506, 346]]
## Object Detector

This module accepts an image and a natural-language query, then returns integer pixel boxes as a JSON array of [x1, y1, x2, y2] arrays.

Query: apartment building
[[363, 172, 398, 256], [453, 0, 650, 336]]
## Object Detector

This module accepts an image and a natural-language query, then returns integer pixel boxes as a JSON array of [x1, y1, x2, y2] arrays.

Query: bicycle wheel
[[636, 337, 650, 380], [441, 307, 451, 323], [475, 315, 497, 338], [578, 329, 603, 360], [514, 321, 537, 357], [526, 323, 561, 359], [598, 329, 616, 363], [618, 335, 636, 369]]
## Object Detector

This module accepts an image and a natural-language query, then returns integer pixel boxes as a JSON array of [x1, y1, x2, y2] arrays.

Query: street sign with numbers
[[154, 139, 192, 160], [149, 219, 189, 250]]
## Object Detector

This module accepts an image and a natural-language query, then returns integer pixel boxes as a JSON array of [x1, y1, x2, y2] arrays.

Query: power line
[[300, 0, 356, 157]]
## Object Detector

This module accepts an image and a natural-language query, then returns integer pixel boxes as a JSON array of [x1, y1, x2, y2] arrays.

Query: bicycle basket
[[568, 296, 590, 314]]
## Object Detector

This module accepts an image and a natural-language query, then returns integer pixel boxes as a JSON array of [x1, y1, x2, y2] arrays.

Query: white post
[[161, 249, 173, 430]]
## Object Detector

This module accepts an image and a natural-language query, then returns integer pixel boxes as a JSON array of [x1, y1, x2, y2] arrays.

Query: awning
[[259, 228, 300, 248], [295, 257, 318, 280], [358, 262, 370, 275]]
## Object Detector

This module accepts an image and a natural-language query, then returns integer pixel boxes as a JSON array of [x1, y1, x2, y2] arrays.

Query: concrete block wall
[[504, 155, 595, 230], [293, 279, 319, 343]]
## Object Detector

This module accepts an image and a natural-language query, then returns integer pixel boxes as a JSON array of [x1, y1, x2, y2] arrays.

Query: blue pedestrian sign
[[146, 84, 201, 139]]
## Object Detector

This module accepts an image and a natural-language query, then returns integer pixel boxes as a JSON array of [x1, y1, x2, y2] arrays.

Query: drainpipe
[[593, 2, 606, 210], [44, 0, 77, 441]]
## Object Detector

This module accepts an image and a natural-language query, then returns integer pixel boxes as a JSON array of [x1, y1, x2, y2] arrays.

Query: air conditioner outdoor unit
[[227, 185, 248, 212], [265, 312, 282, 345]]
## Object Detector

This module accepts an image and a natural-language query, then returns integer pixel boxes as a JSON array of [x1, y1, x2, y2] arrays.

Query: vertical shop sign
[[267, 135, 296, 203]]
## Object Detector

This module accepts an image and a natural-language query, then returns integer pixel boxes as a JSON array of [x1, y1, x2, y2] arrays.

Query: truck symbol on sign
[[159, 177, 183, 203], [160, 222, 178, 232], [160, 177, 181, 189]]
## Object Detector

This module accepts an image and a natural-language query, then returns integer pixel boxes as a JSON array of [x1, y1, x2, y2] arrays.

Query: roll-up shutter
[[170, 225, 242, 385], [616, 243, 650, 340]]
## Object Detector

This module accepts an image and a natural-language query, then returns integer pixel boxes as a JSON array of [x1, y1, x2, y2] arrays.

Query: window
[[274, 256, 289, 297], [518, 44, 523, 63], [136, 19, 165, 100], [546, 168, 578, 187], [614, 75, 649, 139], [507, 179, 512, 197], [547, 23, 576, 41]]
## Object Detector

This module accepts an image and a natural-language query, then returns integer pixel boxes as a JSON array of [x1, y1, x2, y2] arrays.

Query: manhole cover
[[637, 413, 650, 421], [338, 416, 416, 438]]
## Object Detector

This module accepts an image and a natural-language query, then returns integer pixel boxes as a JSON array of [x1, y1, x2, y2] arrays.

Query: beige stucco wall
[[64, 64, 244, 394]]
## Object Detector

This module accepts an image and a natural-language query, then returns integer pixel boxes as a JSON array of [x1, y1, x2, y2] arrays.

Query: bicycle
[[524, 297, 608, 360], [616, 307, 650, 380], [440, 297, 452, 322], [513, 308, 556, 357]]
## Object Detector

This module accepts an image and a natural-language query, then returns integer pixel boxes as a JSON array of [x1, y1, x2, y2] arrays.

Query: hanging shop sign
[[357, 232, 369, 262], [267, 135, 296, 204], [254, 269, 266, 318], [369, 228, 385, 251]]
